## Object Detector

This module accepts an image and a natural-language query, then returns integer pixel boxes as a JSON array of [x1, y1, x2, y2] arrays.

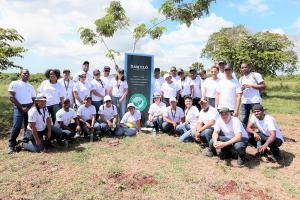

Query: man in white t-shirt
[[162, 97, 185, 133], [246, 104, 284, 162], [178, 96, 199, 142], [147, 93, 166, 134], [215, 65, 242, 117], [58, 69, 75, 108], [101, 66, 115, 95], [189, 68, 202, 110], [77, 96, 100, 139], [217, 61, 237, 80], [170, 66, 180, 84], [239, 62, 266, 127], [206, 107, 249, 167], [98, 95, 118, 134], [7, 69, 36, 154], [73, 61, 93, 83], [154, 68, 165, 95], [55, 98, 81, 140], [195, 97, 219, 146], [161, 73, 180, 106]]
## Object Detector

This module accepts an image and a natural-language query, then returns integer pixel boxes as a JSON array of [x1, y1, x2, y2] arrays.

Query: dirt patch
[[107, 139, 121, 147], [214, 180, 238, 196], [240, 188, 273, 200]]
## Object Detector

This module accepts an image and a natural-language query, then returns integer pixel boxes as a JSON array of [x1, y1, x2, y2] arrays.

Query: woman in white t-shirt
[[73, 71, 92, 107], [20, 94, 62, 153], [38, 69, 65, 123], [147, 93, 166, 133], [110, 69, 128, 119], [203, 65, 220, 107], [177, 69, 193, 110], [116, 103, 141, 136], [91, 69, 106, 118]]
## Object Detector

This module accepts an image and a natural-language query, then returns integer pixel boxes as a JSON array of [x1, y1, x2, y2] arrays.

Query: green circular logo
[[129, 93, 148, 111]]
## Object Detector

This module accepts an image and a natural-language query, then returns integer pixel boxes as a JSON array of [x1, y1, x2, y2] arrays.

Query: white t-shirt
[[58, 79, 75, 105], [8, 80, 36, 104], [171, 75, 181, 84], [148, 102, 166, 117], [90, 79, 106, 101], [98, 104, 118, 121], [73, 72, 93, 83], [214, 116, 248, 139], [101, 75, 114, 93], [154, 77, 165, 95], [73, 81, 92, 105], [216, 78, 242, 110], [161, 82, 180, 98], [27, 107, 50, 131], [239, 72, 263, 104], [121, 110, 141, 127], [178, 77, 193, 96], [38, 80, 65, 106], [218, 71, 238, 80], [204, 77, 220, 98], [77, 104, 96, 121], [190, 76, 202, 98], [249, 114, 284, 141], [201, 79, 206, 96], [198, 106, 219, 128], [184, 106, 199, 129], [111, 80, 128, 97], [55, 108, 77, 127], [163, 106, 184, 123]]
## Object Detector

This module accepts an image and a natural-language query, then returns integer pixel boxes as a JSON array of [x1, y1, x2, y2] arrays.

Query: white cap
[[35, 94, 47, 101], [104, 95, 112, 102], [163, 73, 171, 79], [127, 103, 135, 108], [78, 71, 86, 76], [169, 97, 177, 102]]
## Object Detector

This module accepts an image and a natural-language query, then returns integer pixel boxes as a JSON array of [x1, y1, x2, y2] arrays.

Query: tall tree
[[201, 25, 298, 76], [0, 27, 27, 71], [190, 62, 204, 71], [79, 0, 215, 64]]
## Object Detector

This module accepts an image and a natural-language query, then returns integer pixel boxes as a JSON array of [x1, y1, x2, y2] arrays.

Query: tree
[[0, 27, 27, 71], [79, 0, 215, 64], [190, 62, 204, 71], [201, 25, 298, 76]]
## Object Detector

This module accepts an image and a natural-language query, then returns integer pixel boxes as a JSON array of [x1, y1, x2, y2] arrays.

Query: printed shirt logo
[[129, 93, 148, 111]]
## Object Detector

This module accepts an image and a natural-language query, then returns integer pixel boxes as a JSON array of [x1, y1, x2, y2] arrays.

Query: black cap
[[252, 104, 264, 111], [218, 60, 227, 65], [83, 61, 89, 65], [219, 107, 232, 113], [224, 64, 232, 70]]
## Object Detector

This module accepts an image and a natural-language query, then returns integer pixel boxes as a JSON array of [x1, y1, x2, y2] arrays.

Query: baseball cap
[[83, 61, 89, 65], [218, 107, 231, 113], [127, 103, 135, 108], [224, 65, 232, 70], [78, 71, 86, 76], [104, 95, 112, 102], [84, 95, 92, 100], [104, 66, 110, 71], [199, 97, 209, 103], [63, 98, 70, 103], [35, 94, 47, 101], [252, 104, 264, 111], [63, 69, 70, 73], [170, 66, 177, 71], [153, 93, 161, 98], [169, 97, 177, 103], [178, 68, 184, 73], [218, 60, 227, 65], [163, 73, 171, 79]]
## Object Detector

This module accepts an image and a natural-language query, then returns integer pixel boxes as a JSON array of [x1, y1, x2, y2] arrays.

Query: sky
[[1, 0, 300, 74]]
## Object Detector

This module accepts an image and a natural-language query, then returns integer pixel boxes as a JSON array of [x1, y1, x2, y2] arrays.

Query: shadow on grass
[[264, 94, 300, 101]]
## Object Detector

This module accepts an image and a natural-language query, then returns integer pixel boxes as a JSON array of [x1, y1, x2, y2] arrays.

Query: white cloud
[[294, 16, 300, 31], [229, 0, 270, 14]]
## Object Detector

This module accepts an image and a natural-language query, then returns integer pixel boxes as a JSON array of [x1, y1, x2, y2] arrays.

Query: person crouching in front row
[[116, 103, 141, 136], [98, 95, 118, 135]]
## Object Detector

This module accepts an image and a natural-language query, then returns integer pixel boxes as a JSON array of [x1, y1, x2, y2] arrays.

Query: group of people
[[7, 60, 284, 167]]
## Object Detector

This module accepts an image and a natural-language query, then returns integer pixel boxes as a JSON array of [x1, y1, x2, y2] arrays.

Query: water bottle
[[90, 133, 94, 142], [257, 139, 262, 147]]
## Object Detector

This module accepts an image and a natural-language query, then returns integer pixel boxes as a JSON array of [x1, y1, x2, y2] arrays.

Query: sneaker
[[219, 151, 232, 160], [7, 147, 14, 154], [237, 156, 245, 167], [205, 150, 214, 157], [74, 132, 81, 139]]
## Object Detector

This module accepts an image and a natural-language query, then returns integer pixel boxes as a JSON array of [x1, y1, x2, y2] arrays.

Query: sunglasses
[[94, 73, 100, 76], [80, 76, 87, 78], [104, 70, 110, 72]]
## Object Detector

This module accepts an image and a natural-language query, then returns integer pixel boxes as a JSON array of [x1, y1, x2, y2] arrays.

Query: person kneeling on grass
[[98, 95, 118, 135], [116, 103, 141, 136], [246, 104, 284, 162], [178, 95, 199, 142], [161, 97, 185, 134], [18, 94, 62, 153], [55, 98, 81, 140], [147, 93, 166, 134], [194, 97, 219, 146], [77, 95, 100, 139], [206, 107, 249, 167]]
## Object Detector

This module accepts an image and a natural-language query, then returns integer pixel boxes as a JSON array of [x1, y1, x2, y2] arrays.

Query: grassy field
[[0, 74, 299, 200]]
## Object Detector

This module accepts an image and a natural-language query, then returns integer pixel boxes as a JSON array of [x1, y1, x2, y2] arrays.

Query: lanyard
[[171, 108, 176, 120], [63, 80, 69, 91], [117, 80, 121, 89], [181, 78, 185, 90], [39, 107, 47, 123], [97, 79, 104, 88], [185, 107, 190, 117]]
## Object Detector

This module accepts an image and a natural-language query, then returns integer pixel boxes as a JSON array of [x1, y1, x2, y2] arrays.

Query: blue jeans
[[47, 104, 61, 123], [112, 96, 126, 119], [208, 131, 248, 159], [248, 132, 283, 157], [8, 106, 30, 148], [98, 119, 117, 134], [92, 100, 103, 119], [200, 127, 214, 144], [23, 126, 62, 152], [161, 122, 181, 133], [241, 103, 259, 127], [208, 98, 215, 108], [115, 127, 137, 136], [178, 124, 193, 142], [80, 120, 101, 138], [147, 116, 163, 131]]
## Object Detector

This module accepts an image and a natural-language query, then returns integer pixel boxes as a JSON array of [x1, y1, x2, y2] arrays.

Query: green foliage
[[105, 49, 120, 62], [159, 0, 215, 27], [0, 27, 27, 70], [191, 62, 204, 71], [149, 26, 167, 40], [201, 25, 298, 76], [133, 24, 148, 40]]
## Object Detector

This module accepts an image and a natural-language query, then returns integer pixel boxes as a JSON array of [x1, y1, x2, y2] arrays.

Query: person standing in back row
[[7, 69, 36, 154], [239, 62, 266, 127], [73, 61, 93, 83]]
